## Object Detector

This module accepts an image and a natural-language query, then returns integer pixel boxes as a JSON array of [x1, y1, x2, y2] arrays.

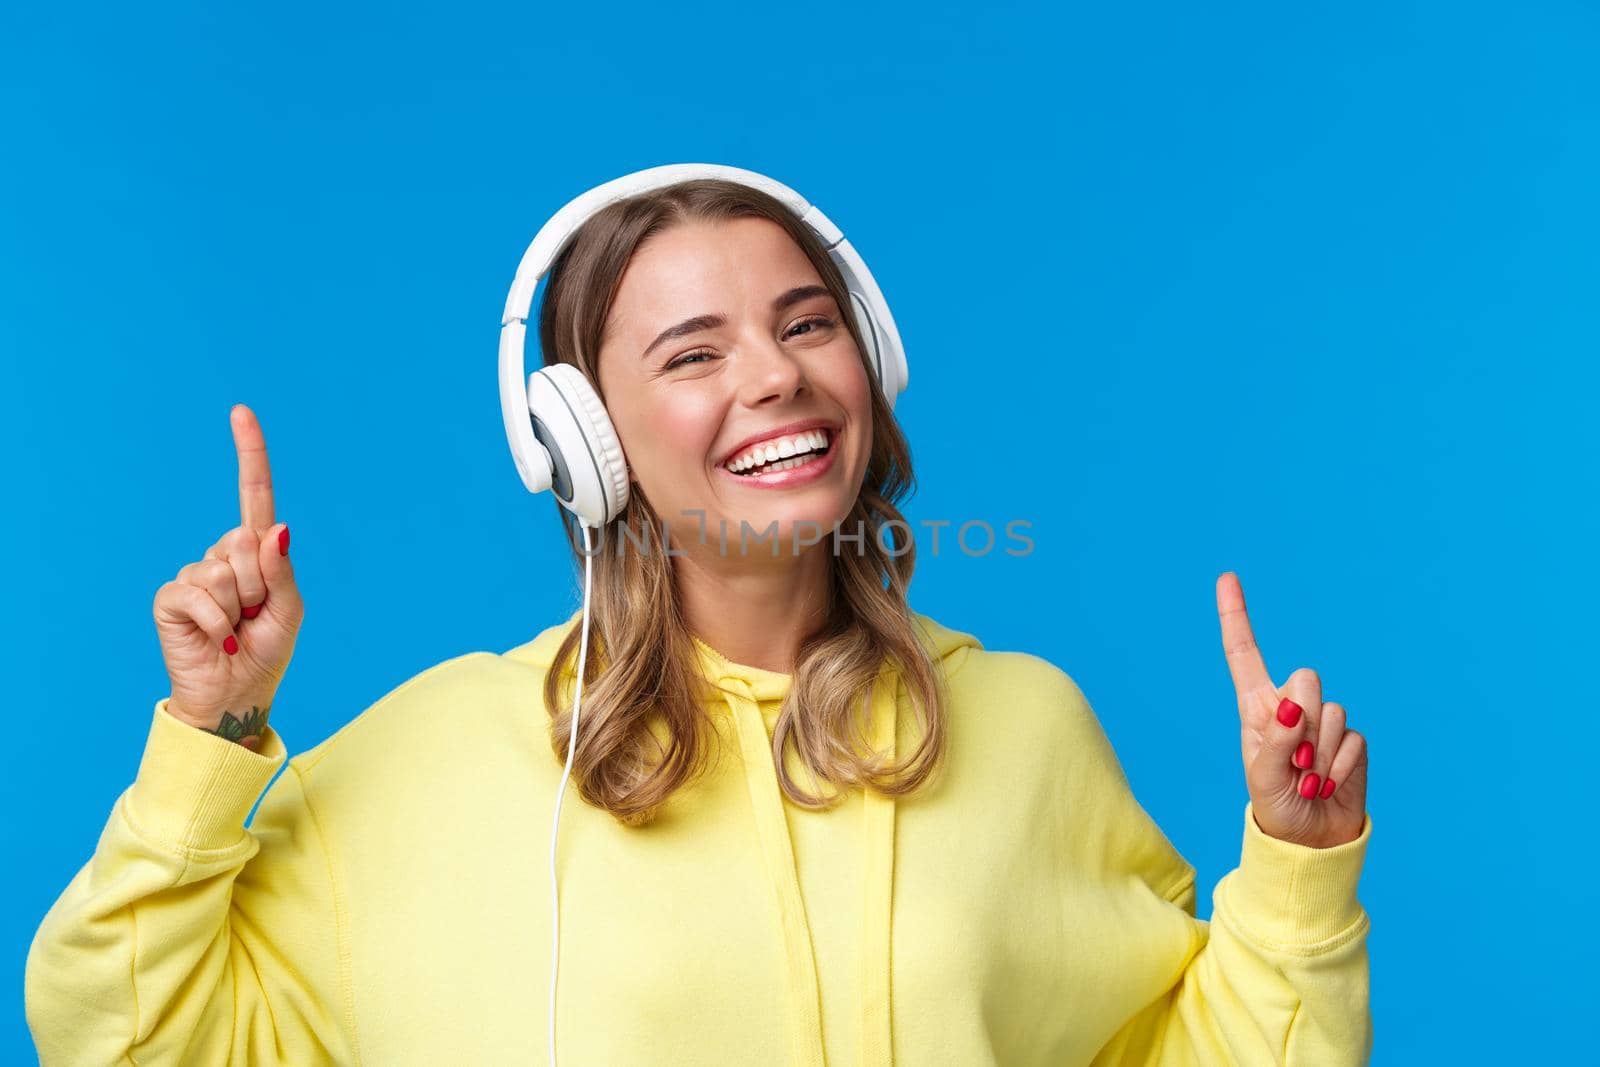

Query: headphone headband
[[501, 164, 821, 326]]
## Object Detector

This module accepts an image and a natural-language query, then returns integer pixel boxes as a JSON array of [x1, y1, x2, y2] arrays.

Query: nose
[[734, 333, 808, 406]]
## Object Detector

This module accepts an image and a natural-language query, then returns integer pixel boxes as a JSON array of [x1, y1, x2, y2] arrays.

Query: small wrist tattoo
[[208, 705, 272, 751]]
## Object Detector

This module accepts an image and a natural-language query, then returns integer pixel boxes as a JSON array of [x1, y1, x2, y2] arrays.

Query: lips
[[716, 426, 841, 489], [716, 419, 841, 470]]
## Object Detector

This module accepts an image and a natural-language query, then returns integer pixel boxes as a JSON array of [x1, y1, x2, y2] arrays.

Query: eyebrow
[[640, 284, 834, 360]]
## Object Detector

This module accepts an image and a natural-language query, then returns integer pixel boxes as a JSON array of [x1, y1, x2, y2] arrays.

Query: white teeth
[[726, 428, 832, 472]]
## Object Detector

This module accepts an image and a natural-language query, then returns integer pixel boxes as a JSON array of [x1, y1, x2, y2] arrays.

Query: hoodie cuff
[[122, 698, 288, 852], [1219, 800, 1373, 951]]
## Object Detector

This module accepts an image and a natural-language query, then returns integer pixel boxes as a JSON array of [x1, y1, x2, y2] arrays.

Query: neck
[[673, 542, 832, 675]]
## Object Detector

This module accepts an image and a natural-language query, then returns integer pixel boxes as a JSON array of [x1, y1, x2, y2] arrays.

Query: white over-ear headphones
[[500, 163, 910, 1067], [498, 162, 910, 530]]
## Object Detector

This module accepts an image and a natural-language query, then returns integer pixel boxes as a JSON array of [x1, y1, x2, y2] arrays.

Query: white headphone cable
[[548, 520, 595, 1067]]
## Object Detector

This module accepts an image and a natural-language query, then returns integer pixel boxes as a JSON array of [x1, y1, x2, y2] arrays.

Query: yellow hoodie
[[26, 610, 1373, 1065]]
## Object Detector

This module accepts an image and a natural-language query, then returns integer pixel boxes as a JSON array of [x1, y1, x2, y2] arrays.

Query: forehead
[[606, 217, 822, 333]]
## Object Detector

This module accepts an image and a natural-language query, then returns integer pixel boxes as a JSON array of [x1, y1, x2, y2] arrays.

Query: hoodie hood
[[504, 610, 981, 1067]]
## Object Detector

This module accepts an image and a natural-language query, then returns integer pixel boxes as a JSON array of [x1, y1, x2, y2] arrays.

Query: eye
[[663, 317, 836, 370], [786, 315, 835, 339], [664, 349, 715, 370]]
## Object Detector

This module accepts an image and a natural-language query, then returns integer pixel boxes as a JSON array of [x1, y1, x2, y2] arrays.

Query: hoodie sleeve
[[1089, 800, 1374, 1067], [1040, 658, 1374, 1067], [24, 699, 356, 1066]]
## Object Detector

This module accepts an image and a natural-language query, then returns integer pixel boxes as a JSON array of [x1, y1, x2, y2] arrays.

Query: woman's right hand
[[152, 404, 304, 748]]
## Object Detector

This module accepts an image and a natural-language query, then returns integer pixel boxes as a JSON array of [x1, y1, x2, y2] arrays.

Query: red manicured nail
[[279, 525, 290, 556], [241, 603, 262, 619], [1320, 777, 1337, 799], [223, 634, 238, 655], [1276, 698, 1303, 728], [1299, 772, 1321, 799], [1293, 741, 1315, 769]]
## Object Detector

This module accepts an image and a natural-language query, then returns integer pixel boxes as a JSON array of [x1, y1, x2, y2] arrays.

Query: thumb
[[257, 522, 303, 619]]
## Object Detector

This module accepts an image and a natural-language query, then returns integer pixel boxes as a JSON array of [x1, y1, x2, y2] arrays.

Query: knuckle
[[192, 585, 223, 617], [220, 527, 252, 553], [159, 581, 192, 614], [1289, 666, 1320, 687], [199, 559, 237, 590], [1223, 635, 1257, 657]]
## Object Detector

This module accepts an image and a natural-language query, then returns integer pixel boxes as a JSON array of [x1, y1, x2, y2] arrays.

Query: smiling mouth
[[723, 428, 834, 477]]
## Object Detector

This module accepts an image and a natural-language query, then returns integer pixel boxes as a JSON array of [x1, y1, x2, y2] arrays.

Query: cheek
[[623, 391, 722, 480], [832, 351, 874, 429], [813, 349, 875, 487]]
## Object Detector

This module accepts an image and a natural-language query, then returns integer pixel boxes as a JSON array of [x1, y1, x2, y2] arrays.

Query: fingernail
[[279, 525, 290, 556], [223, 634, 239, 655], [1299, 772, 1321, 799], [241, 603, 261, 619], [1276, 698, 1303, 728], [1320, 777, 1337, 799], [1293, 741, 1315, 769]]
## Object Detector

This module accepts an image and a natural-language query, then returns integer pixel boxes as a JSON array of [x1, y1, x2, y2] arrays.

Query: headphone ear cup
[[525, 363, 630, 527]]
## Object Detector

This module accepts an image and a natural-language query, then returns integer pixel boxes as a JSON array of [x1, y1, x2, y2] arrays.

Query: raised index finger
[[230, 403, 276, 531], [1216, 571, 1273, 700]]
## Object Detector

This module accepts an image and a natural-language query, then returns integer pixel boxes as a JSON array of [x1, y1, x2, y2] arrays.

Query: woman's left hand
[[1216, 572, 1368, 849]]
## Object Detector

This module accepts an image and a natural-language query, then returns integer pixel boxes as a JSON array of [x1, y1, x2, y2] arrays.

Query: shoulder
[[287, 625, 577, 787], [952, 645, 1084, 695], [954, 645, 1195, 898], [907, 610, 1086, 703], [935, 640, 1175, 845], [300, 614, 582, 766], [893, 611, 1110, 752], [288, 650, 507, 779], [941, 644, 1106, 746], [270, 636, 577, 855]]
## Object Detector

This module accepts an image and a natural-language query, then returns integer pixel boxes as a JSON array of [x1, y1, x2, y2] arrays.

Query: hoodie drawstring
[[718, 669, 898, 1067], [858, 668, 898, 1067]]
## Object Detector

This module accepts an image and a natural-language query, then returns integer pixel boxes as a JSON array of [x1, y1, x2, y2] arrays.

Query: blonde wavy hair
[[537, 177, 948, 827]]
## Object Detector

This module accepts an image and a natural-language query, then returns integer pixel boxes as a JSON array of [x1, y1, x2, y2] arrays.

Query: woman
[[24, 171, 1373, 1065]]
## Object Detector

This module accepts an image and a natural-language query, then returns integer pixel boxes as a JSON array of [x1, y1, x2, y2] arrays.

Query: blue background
[[4, 1, 1593, 1062]]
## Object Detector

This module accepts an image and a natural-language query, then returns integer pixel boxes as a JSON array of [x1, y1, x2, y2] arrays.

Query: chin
[[714, 495, 856, 556]]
